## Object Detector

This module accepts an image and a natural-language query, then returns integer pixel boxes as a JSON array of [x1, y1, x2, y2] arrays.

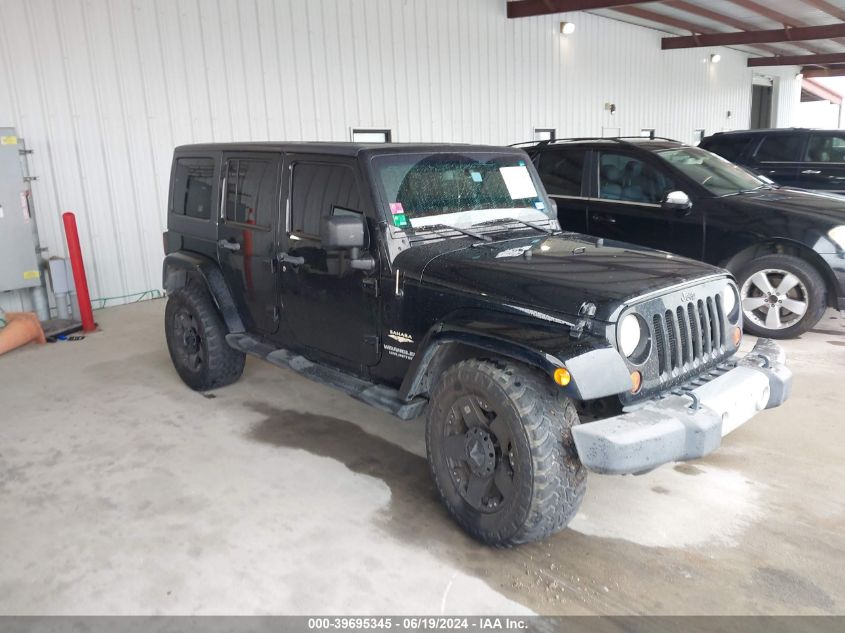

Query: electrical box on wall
[[0, 128, 41, 293]]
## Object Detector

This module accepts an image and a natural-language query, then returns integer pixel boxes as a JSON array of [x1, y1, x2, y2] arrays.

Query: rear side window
[[536, 149, 586, 197], [754, 135, 804, 162], [172, 157, 214, 219], [224, 158, 277, 228], [290, 163, 363, 238], [805, 134, 845, 162], [700, 137, 750, 162]]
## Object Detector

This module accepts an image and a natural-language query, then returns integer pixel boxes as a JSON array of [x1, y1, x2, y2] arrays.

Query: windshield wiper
[[473, 217, 556, 235], [416, 223, 492, 242]]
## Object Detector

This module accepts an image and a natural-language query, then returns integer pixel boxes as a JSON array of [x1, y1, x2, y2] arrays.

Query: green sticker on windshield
[[392, 213, 408, 228]]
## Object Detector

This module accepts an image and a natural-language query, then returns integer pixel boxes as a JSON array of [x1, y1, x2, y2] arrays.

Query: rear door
[[533, 146, 589, 233], [216, 152, 283, 334], [747, 133, 806, 187], [797, 131, 845, 192], [585, 149, 705, 259]]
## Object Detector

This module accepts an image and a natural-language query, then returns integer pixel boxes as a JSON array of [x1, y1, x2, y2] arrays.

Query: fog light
[[630, 370, 642, 394], [553, 367, 571, 387], [732, 326, 742, 347]]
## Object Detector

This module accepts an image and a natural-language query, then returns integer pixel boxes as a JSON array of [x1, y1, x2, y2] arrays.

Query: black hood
[[395, 232, 725, 322], [725, 187, 845, 227]]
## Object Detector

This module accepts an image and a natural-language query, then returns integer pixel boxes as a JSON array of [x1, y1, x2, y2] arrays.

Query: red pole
[[62, 212, 96, 332]]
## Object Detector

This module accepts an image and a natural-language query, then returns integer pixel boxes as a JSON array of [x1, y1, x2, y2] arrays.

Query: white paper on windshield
[[499, 165, 538, 200]]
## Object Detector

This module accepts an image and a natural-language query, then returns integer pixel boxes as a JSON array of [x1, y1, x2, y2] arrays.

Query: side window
[[598, 152, 673, 204], [290, 163, 363, 239], [805, 134, 845, 163], [753, 135, 804, 162], [224, 158, 275, 228], [172, 157, 214, 219], [536, 149, 586, 197], [701, 137, 750, 162]]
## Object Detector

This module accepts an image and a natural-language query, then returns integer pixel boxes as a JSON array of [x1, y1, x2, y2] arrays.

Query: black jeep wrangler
[[162, 142, 792, 546]]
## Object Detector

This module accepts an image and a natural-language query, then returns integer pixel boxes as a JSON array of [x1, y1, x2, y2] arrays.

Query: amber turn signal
[[553, 367, 571, 387], [732, 326, 742, 347], [630, 370, 642, 394]]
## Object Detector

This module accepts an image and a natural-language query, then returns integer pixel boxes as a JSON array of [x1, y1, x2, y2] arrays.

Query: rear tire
[[426, 359, 586, 546], [736, 254, 826, 339], [164, 279, 245, 391]]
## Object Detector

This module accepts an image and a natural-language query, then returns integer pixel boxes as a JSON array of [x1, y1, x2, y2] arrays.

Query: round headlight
[[618, 314, 643, 357], [722, 284, 738, 317]]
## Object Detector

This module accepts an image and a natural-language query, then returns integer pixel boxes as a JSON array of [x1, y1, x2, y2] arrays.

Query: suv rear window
[[753, 135, 804, 162], [536, 149, 586, 197], [172, 157, 215, 219], [805, 134, 845, 162], [700, 137, 750, 162]]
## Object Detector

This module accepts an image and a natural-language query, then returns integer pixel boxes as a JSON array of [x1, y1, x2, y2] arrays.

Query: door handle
[[218, 239, 241, 251], [277, 252, 305, 266], [591, 213, 616, 224], [801, 169, 821, 174]]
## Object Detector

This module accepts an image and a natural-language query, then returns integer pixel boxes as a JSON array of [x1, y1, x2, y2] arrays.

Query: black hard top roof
[[174, 142, 527, 158]]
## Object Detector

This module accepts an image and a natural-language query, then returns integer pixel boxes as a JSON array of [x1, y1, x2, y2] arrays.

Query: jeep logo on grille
[[680, 291, 696, 302]]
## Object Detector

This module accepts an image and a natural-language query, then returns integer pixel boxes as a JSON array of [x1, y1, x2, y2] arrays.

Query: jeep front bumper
[[571, 338, 791, 475]]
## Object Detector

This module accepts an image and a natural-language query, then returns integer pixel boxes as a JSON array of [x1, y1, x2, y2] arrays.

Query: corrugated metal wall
[[0, 0, 801, 312]]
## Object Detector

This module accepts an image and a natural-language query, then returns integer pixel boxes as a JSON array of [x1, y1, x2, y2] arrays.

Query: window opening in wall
[[534, 128, 556, 141], [351, 128, 392, 143]]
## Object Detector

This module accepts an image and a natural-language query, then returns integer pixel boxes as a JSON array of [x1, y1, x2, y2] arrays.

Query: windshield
[[371, 152, 553, 234], [656, 146, 766, 196]]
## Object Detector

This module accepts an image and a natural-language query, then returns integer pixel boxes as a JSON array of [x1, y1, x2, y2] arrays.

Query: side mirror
[[321, 214, 367, 250], [662, 190, 692, 212]]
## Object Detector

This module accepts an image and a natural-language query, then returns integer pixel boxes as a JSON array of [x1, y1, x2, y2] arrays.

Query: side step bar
[[226, 333, 428, 421]]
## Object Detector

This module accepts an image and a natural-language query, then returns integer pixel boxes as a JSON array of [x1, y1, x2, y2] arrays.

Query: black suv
[[523, 137, 845, 338], [163, 142, 790, 546], [700, 128, 845, 193]]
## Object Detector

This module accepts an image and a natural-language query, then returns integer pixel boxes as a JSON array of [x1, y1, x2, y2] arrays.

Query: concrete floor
[[0, 298, 843, 615]]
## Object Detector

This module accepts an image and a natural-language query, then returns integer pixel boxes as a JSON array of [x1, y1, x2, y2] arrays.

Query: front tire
[[426, 359, 586, 546], [736, 254, 826, 339], [164, 280, 245, 391]]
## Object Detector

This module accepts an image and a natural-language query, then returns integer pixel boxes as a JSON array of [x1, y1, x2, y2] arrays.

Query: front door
[[216, 152, 283, 334], [586, 150, 704, 260], [278, 158, 380, 371]]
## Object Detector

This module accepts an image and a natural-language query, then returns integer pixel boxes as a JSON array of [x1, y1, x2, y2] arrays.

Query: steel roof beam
[[802, 66, 845, 78], [662, 1, 820, 55], [662, 22, 845, 49], [748, 52, 845, 66], [506, 1, 651, 18]]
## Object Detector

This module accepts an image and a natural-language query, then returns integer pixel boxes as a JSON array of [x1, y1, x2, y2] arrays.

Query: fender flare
[[162, 251, 245, 333], [399, 323, 632, 402]]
